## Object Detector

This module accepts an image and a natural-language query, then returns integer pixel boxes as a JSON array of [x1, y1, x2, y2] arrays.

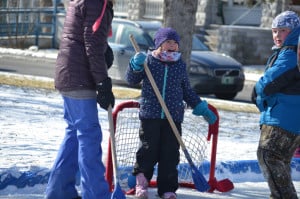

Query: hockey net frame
[[105, 100, 222, 193]]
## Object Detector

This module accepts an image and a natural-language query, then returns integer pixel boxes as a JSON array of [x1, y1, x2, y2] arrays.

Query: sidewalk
[[243, 65, 264, 82]]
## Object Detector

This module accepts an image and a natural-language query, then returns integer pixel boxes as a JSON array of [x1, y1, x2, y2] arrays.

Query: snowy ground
[[0, 47, 299, 198], [1, 84, 299, 198]]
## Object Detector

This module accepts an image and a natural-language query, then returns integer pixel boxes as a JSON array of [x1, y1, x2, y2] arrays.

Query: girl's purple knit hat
[[154, 27, 180, 49]]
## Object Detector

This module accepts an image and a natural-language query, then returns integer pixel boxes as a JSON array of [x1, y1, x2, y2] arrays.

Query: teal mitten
[[130, 52, 146, 71], [192, 100, 217, 124]]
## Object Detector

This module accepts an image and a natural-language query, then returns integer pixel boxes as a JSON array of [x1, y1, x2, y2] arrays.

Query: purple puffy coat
[[55, 0, 113, 91]]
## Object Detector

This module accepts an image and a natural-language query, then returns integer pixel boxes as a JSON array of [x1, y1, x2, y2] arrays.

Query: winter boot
[[162, 192, 177, 199], [135, 173, 148, 199]]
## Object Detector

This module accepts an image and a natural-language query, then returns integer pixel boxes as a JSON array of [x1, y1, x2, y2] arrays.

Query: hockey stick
[[107, 105, 126, 199], [129, 34, 210, 192]]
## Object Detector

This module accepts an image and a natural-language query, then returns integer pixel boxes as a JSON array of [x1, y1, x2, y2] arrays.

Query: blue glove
[[192, 101, 217, 124], [130, 52, 146, 71]]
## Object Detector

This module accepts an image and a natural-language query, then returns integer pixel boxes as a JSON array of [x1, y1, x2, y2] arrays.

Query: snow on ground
[[0, 47, 299, 198], [0, 47, 58, 60], [1, 84, 299, 198], [2, 182, 300, 199]]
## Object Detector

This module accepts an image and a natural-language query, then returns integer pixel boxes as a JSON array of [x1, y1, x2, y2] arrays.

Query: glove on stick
[[130, 52, 146, 71]]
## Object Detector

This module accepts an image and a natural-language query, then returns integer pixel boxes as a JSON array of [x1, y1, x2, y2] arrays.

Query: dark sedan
[[108, 18, 245, 100]]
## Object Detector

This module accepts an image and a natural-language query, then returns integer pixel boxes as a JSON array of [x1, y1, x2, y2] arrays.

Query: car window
[[108, 23, 118, 43], [119, 25, 148, 47], [109, 20, 155, 50], [192, 35, 209, 51], [145, 29, 157, 39]]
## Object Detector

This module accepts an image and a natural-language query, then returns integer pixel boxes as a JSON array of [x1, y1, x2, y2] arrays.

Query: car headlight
[[189, 65, 208, 75]]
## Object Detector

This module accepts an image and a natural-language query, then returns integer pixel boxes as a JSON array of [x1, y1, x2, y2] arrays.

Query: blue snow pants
[[45, 96, 111, 199]]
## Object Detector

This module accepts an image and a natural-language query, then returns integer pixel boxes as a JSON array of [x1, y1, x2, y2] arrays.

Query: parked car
[[108, 18, 245, 100]]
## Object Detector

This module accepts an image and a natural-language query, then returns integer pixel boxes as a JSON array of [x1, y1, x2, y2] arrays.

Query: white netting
[[111, 103, 210, 190]]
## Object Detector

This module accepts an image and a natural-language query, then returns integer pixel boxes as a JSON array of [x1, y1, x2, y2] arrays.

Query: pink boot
[[162, 192, 177, 199], [135, 173, 148, 199]]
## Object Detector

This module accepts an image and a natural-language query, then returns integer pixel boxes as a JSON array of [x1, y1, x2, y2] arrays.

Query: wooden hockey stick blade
[[111, 183, 126, 199], [183, 149, 210, 192]]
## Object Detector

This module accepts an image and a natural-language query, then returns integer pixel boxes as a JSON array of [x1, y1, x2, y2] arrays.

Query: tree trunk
[[163, 0, 198, 68], [260, 0, 292, 28]]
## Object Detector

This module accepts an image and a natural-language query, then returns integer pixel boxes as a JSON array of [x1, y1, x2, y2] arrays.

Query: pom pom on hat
[[272, 11, 300, 30], [154, 27, 180, 49]]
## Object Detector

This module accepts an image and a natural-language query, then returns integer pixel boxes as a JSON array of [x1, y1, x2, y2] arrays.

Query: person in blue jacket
[[254, 11, 300, 199], [125, 27, 217, 199]]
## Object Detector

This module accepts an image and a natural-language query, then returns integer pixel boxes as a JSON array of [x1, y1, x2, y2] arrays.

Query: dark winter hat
[[272, 11, 300, 30], [154, 27, 180, 49]]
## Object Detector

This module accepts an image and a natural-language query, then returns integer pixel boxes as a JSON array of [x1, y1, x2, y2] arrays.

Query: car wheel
[[214, 92, 237, 100]]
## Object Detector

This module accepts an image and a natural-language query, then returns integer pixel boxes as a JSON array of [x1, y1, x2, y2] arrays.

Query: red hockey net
[[105, 100, 224, 193]]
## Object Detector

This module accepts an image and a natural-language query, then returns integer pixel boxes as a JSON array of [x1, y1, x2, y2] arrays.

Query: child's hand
[[192, 101, 217, 124], [130, 52, 146, 71]]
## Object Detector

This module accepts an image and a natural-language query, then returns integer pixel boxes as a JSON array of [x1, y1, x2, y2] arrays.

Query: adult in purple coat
[[45, 0, 114, 198]]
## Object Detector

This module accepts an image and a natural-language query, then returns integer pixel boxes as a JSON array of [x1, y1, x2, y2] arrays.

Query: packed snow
[[1, 84, 299, 198], [0, 47, 299, 198]]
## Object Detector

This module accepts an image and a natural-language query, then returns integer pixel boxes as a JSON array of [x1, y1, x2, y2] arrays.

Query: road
[[0, 54, 56, 78], [0, 54, 255, 103]]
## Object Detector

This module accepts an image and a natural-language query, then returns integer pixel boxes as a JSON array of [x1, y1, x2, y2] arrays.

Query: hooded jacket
[[255, 26, 300, 134], [126, 54, 201, 123], [55, 0, 113, 91]]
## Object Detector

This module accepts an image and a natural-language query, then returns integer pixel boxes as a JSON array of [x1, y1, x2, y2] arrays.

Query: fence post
[[52, 0, 57, 48], [35, 11, 40, 47]]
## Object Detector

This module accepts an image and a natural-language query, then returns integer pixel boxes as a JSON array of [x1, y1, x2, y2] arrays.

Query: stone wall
[[218, 25, 273, 65]]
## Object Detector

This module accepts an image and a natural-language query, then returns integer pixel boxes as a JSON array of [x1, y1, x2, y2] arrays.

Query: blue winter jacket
[[255, 26, 300, 134], [125, 54, 201, 123]]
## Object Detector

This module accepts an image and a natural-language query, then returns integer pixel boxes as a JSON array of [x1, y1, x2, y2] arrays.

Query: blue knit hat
[[272, 11, 300, 30], [154, 27, 180, 49]]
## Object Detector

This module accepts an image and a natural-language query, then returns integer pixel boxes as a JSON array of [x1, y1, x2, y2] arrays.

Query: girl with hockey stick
[[125, 27, 217, 199], [254, 11, 300, 199]]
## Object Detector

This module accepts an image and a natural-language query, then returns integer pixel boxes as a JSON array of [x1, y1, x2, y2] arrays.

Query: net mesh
[[109, 101, 211, 191]]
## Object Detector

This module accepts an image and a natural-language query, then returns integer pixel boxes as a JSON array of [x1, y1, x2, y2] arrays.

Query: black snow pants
[[133, 119, 181, 197]]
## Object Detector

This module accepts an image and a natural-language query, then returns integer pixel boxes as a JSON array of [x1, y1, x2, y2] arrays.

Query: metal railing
[[144, 0, 163, 20], [113, 0, 128, 18], [0, 2, 64, 48], [113, 0, 163, 20]]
